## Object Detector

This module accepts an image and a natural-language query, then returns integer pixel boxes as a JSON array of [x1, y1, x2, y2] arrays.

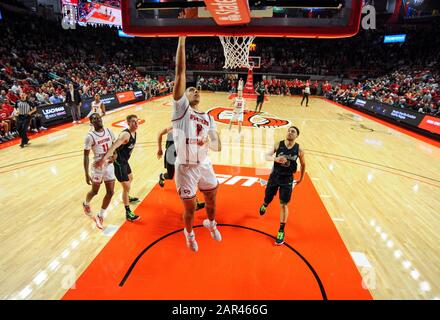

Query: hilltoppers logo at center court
[[207, 107, 290, 129]]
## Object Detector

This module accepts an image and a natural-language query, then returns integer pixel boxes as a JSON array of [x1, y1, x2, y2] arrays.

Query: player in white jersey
[[82, 113, 116, 230], [237, 78, 244, 92], [228, 90, 246, 134], [173, 36, 222, 252], [86, 94, 106, 119]]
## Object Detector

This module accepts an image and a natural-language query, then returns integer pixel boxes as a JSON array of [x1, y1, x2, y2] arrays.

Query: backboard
[[121, 0, 363, 38], [248, 56, 261, 69]]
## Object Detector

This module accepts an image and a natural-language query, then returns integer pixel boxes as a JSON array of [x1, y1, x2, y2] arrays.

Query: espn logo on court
[[216, 174, 261, 187], [205, 0, 251, 25]]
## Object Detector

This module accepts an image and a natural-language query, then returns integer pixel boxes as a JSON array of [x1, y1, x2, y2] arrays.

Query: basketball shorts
[[164, 147, 177, 179], [231, 110, 244, 122], [114, 161, 132, 182], [175, 162, 219, 200], [91, 163, 115, 184], [257, 96, 264, 104], [264, 173, 295, 205]]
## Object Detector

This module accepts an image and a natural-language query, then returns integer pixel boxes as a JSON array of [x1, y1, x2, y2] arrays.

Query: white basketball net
[[219, 36, 256, 69]]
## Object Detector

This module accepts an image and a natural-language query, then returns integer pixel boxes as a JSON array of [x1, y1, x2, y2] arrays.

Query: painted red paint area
[[63, 165, 372, 300]]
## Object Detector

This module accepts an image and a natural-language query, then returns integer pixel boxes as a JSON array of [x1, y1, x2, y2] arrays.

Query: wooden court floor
[[0, 92, 439, 300]]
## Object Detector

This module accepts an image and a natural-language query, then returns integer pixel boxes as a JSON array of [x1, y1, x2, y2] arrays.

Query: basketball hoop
[[219, 36, 256, 69]]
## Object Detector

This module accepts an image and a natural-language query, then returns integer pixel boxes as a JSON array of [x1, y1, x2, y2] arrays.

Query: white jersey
[[84, 128, 115, 162], [233, 97, 246, 113], [91, 101, 104, 115], [172, 95, 216, 165], [238, 79, 244, 91], [304, 86, 311, 94]]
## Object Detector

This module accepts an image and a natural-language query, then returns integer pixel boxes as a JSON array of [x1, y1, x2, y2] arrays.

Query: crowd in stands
[[325, 68, 440, 117], [185, 21, 440, 78], [197, 70, 440, 118], [1, 2, 440, 143], [197, 75, 329, 97], [0, 8, 174, 143], [196, 75, 236, 92], [196, 75, 313, 95]]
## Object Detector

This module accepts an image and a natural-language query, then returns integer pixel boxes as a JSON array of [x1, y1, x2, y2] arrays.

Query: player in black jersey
[[156, 126, 175, 187], [97, 114, 140, 222], [259, 126, 306, 245], [255, 81, 266, 113], [156, 125, 205, 211]]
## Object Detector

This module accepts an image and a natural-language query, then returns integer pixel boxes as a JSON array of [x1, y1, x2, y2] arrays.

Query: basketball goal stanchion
[[243, 66, 256, 95]]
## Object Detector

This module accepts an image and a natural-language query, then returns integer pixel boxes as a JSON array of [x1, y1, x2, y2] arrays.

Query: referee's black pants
[[301, 93, 309, 106], [17, 115, 30, 146]]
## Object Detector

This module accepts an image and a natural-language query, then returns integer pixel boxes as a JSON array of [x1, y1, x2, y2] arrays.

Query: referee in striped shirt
[[16, 93, 36, 148]]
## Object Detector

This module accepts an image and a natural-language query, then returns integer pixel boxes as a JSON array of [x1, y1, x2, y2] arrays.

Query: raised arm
[[173, 37, 186, 101], [157, 126, 172, 159]]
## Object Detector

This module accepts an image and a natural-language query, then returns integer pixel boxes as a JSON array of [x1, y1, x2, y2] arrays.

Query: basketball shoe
[[203, 219, 222, 241], [83, 202, 92, 218], [184, 229, 198, 252], [94, 215, 104, 230]]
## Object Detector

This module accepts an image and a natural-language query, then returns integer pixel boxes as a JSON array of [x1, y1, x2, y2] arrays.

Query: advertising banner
[[38, 103, 72, 125], [116, 91, 136, 104], [38, 89, 144, 127], [418, 115, 440, 135], [80, 93, 119, 117], [133, 89, 145, 100], [353, 98, 424, 127]]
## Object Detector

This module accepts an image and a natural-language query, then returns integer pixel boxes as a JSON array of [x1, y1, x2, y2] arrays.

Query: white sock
[[98, 208, 106, 218], [84, 201, 89, 206], [185, 229, 195, 237]]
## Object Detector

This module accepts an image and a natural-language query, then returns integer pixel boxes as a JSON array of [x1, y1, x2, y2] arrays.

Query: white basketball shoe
[[184, 229, 198, 252], [203, 219, 222, 241]]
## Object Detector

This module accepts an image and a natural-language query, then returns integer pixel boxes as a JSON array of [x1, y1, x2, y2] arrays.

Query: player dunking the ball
[[173, 35, 222, 252], [259, 126, 306, 245], [97, 114, 140, 222], [228, 90, 246, 134], [83, 113, 116, 230]]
